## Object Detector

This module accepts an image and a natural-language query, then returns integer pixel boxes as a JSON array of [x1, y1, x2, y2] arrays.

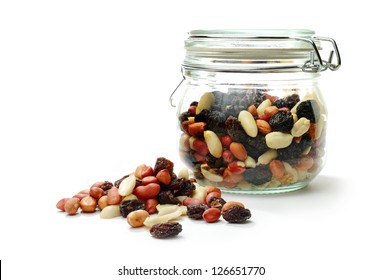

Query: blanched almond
[[204, 130, 222, 158], [196, 92, 215, 114], [238, 110, 258, 137]]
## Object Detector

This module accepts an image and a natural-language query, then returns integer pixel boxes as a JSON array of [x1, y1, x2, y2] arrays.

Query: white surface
[[1, 1, 381, 279]]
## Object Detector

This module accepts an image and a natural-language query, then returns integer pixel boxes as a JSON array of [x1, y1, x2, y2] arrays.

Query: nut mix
[[56, 157, 251, 238], [178, 89, 326, 191]]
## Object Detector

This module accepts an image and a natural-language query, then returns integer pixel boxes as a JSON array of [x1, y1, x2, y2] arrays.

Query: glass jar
[[173, 29, 341, 194]]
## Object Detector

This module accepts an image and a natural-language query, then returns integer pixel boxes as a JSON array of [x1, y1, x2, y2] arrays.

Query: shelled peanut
[[56, 157, 251, 238]]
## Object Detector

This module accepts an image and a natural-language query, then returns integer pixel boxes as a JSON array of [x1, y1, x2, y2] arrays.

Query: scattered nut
[[203, 208, 221, 223], [64, 197, 80, 215], [127, 210, 150, 228]]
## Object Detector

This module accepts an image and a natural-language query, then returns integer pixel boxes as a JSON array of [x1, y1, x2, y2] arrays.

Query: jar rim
[[189, 29, 315, 38], [183, 29, 340, 73]]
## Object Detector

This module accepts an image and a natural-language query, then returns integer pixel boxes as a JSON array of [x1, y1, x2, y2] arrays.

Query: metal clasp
[[301, 36, 341, 73]]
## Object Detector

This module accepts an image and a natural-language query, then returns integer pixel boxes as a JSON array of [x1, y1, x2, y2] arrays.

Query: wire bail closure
[[170, 34, 341, 107]]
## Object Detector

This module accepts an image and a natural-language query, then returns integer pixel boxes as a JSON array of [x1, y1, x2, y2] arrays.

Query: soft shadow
[[231, 175, 347, 215]]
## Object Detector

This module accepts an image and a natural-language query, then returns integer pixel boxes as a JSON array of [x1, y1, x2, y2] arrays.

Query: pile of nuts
[[178, 88, 326, 191], [56, 157, 251, 239]]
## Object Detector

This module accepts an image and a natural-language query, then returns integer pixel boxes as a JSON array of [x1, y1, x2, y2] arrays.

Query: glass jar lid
[[183, 29, 341, 73]]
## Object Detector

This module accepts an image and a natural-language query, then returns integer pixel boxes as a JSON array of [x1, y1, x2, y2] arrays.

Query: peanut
[[100, 205, 121, 219], [257, 149, 277, 165], [191, 184, 208, 202], [107, 186, 122, 205], [196, 92, 215, 114], [256, 99, 272, 115], [127, 210, 150, 228], [64, 197, 80, 215], [269, 159, 285, 179], [204, 130, 223, 158], [238, 110, 258, 137], [256, 119, 272, 135], [97, 195, 108, 210], [80, 196, 97, 213], [265, 132, 293, 149], [134, 164, 154, 179], [202, 208, 221, 223], [145, 198, 158, 214], [221, 201, 244, 214], [89, 186, 104, 200], [244, 156, 257, 168], [156, 169, 171, 185], [291, 117, 310, 137], [229, 142, 247, 161], [201, 164, 223, 182], [179, 133, 191, 152], [56, 198, 68, 211], [133, 183, 161, 199], [143, 208, 183, 228]]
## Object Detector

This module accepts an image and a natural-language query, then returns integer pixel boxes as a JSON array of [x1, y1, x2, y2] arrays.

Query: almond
[[204, 130, 223, 158], [196, 92, 215, 114], [238, 110, 258, 137]]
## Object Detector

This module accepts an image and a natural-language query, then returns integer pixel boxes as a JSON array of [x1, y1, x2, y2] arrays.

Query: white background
[[1, 1, 381, 279]]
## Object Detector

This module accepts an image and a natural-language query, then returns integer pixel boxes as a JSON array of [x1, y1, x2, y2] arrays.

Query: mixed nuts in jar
[[174, 29, 341, 194]]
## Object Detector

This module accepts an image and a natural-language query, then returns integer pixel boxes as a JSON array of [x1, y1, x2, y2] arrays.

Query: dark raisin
[[273, 98, 286, 108], [190, 101, 198, 106], [208, 197, 226, 210], [119, 199, 145, 218], [98, 181, 113, 192], [150, 222, 182, 239], [277, 135, 312, 164], [224, 105, 245, 118], [269, 111, 294, 132], [187, 204, 208, 219], [174, 180, 195, 197], [206, 111, 226, 134], [167, 177, 196, 197], [205, 153, 225, 169], [157, 190, 180, 205], [284, 93, 300, 109], [296, 100, 320, 123], [244, 134, 268, 160], [222, 205, 251, 223], [194, 109, 209, 123], [244, 165, 272, 185], [225, 116, 247, 143], [154, 157, 174, 175]]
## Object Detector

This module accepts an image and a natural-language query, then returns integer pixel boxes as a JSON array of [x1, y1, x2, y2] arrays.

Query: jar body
[[176, 71, 327, 194]]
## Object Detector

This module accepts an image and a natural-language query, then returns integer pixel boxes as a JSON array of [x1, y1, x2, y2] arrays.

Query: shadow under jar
[[174, 29, 341, 194]]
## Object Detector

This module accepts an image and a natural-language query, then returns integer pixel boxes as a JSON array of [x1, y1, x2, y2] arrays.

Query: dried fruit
[[244, 165, 272, 185], [119, 199, 145, 218], [269, 111, 294, 132], [222, 205, 251, 223], [296, 100, 320, 123], [157, 190, 180, 205], [150, 222, 182, 239], [154, 157, 174, 175], [187, 204, 208, 219], [284, 93, 300, 109]]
